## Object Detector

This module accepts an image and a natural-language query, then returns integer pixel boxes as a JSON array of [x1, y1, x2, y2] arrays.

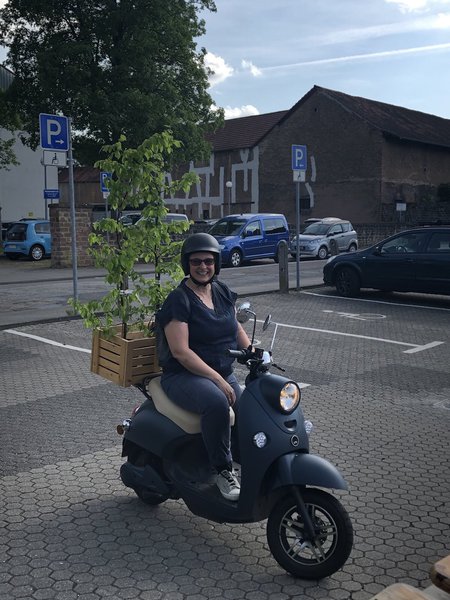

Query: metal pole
[[296, 180, 301, 290], [44, 163, 48, 220], [105, 193, 109, 244], [67, 117, 78, 301]]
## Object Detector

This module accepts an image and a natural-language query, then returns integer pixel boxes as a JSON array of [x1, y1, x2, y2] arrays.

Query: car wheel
[[335, 267, 360, 297], [348, 243, 357, 253], [229, 249, 243, 267], [318, 246, 328, 260], [290, 253, 297, 259], [29, 244, 44, 261]]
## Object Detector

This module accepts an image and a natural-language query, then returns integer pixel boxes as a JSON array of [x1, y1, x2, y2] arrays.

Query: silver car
[[290, 218, 358, 260]]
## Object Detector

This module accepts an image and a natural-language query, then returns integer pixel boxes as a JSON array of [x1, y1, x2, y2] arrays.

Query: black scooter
[[117, 303, 353, 579]]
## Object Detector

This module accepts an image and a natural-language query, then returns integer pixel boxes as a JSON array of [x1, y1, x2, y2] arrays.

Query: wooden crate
[[368, 583, 430, 599], [91, 325, 161, 387]]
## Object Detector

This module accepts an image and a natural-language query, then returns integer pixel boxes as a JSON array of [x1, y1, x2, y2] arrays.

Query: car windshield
[[166, 214, 188, 222], [209, 219, 246, 236], [6, 223, 28, 241], [302, 223, 333, 236]]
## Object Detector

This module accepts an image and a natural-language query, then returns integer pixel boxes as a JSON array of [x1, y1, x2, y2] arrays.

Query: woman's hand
[[215, 377, 236, 406]]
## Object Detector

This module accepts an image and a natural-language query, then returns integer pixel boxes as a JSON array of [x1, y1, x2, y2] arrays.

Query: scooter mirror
[[236, 302, 252, 323], [262, 314, 272, 331]]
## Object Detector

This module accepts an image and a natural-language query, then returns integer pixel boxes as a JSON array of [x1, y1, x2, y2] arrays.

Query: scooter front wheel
[[267, 488, 353, 579]]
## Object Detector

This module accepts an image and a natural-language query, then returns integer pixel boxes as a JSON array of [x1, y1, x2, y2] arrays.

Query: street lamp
[[225, 180, 232, 215]]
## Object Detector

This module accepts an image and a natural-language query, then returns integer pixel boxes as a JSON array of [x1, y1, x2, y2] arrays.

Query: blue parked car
[[208, 213, 290, 267], [3, 219, 51, 261]]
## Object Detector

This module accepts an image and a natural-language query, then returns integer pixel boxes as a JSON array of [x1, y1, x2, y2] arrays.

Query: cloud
[[224, 105, 260, 119], [241, 59, 262, 77], [385, 0, 450, 12], [312, 12, 450, 45], [204, 52, 234, 86], [262, 42, 450, 71]]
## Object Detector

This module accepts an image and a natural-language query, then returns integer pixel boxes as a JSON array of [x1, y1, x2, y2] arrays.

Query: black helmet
[[181, 233, 221, 275]]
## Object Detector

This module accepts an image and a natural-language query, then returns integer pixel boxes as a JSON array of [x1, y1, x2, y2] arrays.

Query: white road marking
[[3, 329, 91, 353], [4, 308, 444, 359], [4, 329, 314, 389], [322, 310, 386, 321], [403, 341, 445, 354], [257, 320, 444, 353], [305, 290, 450, 312]]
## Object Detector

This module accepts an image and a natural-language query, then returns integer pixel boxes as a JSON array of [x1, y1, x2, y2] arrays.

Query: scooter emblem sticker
[[290, 435, 299, 447]]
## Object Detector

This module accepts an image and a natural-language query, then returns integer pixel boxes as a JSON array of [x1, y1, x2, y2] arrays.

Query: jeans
[[160, 370, 242, 470]]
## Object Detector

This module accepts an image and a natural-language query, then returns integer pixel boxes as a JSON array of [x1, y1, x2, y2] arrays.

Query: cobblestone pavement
[[1, 291, 449, 600]]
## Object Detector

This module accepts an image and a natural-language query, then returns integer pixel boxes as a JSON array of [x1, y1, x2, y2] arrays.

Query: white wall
[[0, 129, 58, 222]]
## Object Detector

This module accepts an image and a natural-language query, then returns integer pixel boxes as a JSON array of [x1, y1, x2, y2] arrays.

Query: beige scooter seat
[[147, 376, 235, 435]]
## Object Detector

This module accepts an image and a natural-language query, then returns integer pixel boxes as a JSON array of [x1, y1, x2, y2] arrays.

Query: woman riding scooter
[[156, 233, 251, 501], [118, 238, 354, 579]]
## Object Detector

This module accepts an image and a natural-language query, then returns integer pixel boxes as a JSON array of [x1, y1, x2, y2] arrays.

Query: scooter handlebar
[[228, 346, 267, 364], [228, 348, 251, 364], [228, 349, 247, 359]]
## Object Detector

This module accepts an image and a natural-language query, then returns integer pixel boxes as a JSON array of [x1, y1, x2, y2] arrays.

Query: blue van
[[208, 213, 289, 267]]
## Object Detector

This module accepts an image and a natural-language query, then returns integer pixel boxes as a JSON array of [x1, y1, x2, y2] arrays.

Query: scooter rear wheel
[[134, 485, 166, 506], [124, 447, 168, 506], [267, 488, 353, 579]]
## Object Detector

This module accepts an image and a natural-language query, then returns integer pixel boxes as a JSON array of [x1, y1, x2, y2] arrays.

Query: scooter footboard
[[271, 453, 348, 491]]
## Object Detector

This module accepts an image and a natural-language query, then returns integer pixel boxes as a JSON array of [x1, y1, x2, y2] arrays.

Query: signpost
[[44, 189, 60, 200], [42, 150, 67, 167], [100, 171, 112, 195], [39, 114, 69, 151], [292, 145, 307, 291], [39, 113, 78, 301], [292, 144, 307, 169], [100, 172, 112, 242]]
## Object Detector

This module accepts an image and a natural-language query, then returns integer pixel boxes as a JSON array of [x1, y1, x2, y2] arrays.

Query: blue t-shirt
[[157, 278, 238, 377]]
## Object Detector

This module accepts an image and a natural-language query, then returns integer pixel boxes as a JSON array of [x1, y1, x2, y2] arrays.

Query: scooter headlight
[[279, 382, 300, 413]]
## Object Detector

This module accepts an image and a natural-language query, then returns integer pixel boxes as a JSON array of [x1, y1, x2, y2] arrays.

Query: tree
[[0, 0, 223, 166], [70, 130, 199, 335], [0, 90, 20, 170]]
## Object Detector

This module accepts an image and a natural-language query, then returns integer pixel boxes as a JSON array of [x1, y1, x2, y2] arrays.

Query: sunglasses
[[189, 258, 215, 266]]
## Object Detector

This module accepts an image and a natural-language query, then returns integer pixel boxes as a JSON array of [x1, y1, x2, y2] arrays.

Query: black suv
[[323, 226, 450, 297]]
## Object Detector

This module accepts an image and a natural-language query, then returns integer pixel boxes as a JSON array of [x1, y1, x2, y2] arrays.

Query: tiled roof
[[61, 86, 450, 182], [58, 166, 100, 183], [207, 110, 288, 152], [286, 85, 450, 149]]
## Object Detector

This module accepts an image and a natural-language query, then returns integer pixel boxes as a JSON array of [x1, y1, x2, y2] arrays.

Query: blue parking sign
[[39, 113, 69, 151], [292, 145, 307, 171], [100, 172, 112, 193]]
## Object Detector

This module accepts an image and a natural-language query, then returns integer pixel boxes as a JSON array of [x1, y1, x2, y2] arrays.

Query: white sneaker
[[216, 469, 240, 501]]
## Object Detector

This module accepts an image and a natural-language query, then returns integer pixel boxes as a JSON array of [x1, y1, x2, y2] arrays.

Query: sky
[[200, 0, 450, 119], [1, 0, 450, 120]]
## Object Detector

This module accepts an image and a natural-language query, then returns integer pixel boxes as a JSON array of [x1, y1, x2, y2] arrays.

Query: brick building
[[59, 85, 450, 227]]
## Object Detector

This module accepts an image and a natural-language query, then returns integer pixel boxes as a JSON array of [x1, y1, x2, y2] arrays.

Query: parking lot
[[1, 288, 449, 600]]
